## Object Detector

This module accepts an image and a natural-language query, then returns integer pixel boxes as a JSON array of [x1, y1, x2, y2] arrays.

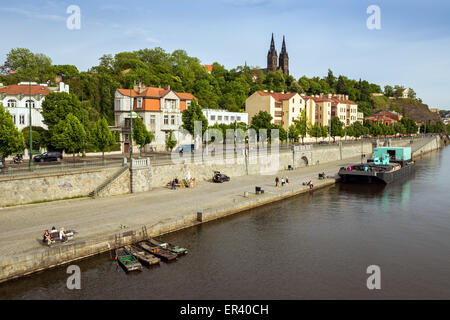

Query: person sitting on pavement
[[59, 227, 66, 241], [43, 230, 51, 245]]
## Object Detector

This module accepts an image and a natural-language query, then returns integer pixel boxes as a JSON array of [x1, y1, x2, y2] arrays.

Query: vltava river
[[1, 147, 449, 299]]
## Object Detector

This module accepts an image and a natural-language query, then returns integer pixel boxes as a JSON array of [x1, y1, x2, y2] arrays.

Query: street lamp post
[[28, 81, 33, 170], [129, 87, 133, 159], [81, 92, 86, 157]]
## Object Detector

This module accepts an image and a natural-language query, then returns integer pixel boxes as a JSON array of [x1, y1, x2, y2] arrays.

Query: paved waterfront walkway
[[0, 156, 362, 260]]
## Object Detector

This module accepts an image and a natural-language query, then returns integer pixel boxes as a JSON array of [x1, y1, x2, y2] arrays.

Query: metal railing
[[0, 159, 124, 179]]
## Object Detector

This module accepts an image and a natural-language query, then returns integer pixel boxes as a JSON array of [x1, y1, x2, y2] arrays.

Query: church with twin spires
[[266, 33, 289, 76]]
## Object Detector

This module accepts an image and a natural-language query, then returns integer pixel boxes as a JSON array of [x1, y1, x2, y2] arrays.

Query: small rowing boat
[[125, 245, 160, 266], [138, 240, 178, 261], [115, 247, 142, 272], [149, 238, 188, 256]]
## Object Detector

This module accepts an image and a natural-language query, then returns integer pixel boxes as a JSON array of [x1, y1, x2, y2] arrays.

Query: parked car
[[213, 171, 230, 183], [34, 152, 63, 162]]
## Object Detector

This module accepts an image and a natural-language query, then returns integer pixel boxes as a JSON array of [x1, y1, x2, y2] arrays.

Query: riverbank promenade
[[0, 157, 358, 262]]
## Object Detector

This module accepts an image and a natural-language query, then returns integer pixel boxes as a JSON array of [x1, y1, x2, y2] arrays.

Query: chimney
[[281, 91, 284, 94], [270, 90, 274, 93], [319, 93, 324, 98], [165, 85, 171, 91], [345, 95, 349, 100], [133, 80, 139, 91], [327, 93, 332, 99], [263, 90, 268, 92]]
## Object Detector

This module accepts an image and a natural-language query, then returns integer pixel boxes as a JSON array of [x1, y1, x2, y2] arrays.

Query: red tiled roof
[[257, 91, 297, 103], [311, 97, 332, 103], [117, 87, 195, 100], [0, 84, 51, 96], [174, 92, 195, 100]]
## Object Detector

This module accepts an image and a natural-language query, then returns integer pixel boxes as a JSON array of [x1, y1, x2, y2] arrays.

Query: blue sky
[[1, 0, 449, 109]]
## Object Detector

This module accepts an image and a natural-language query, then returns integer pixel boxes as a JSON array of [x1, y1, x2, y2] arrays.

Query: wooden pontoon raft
[[149, 238, 188, 256], [138, 240, 178, 261], [124, 245, 161, 266], [115, 248, 142, 272]]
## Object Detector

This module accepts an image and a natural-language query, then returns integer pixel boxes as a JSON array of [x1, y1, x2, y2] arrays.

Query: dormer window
[[7, 99, 17, 107], [137, 98, 143, 109], [25, 100, 35, 108]]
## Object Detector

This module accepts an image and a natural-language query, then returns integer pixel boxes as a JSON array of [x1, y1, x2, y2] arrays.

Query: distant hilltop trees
[[0, 47, 428, 125]]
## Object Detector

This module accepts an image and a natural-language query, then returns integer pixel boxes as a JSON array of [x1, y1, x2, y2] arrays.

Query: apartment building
[[114, 83, 195, 152], [245, 90, 304, 130], [0, 81, 70, 131]]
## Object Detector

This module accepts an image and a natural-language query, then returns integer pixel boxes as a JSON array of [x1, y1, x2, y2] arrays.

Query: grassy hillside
[[371, 96, 441, 124]]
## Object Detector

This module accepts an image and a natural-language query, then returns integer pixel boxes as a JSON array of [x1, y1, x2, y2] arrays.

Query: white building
[[202, 109, 248, 126], [0, 82, 70, 131], [114, 84, 196, 152]]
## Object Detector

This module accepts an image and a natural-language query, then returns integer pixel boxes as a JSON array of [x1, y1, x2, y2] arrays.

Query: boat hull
[[339, 163, 415, 184]]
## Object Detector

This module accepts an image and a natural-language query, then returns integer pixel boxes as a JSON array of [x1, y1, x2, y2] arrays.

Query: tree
[[384, 85, 394, 97], [0, 104, 25, 167], [165, 130, 177, 151], [400, 117, 418, 134], [250, 111, 272, 131], [181, 99, 208, 138], [133, 117, 154, 151], [42, 92, 83, 129], [308, 123, 322, 142], [51, 113, 86, 161], [1, 48, 52, 82], [393, 122, 406, 135], [91, 117, 116, 159], [287, 124, 299, 142], [294, 109, 308, 143], [330, 117, 344, 141]]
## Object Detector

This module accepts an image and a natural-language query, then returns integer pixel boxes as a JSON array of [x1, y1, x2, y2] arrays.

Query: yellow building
[[245, 90, 305, 130]]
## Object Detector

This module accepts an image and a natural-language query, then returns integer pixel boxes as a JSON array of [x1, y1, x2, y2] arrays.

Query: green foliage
[[0, 104, 25, 161], [42, 92, 83, 129], [287, 124, 299, 141], [91, 117, 116, 157], [330, 117, 345, 140], [51, 113, 86, 157], [293, 109, 308, 142], [250, 110, 273, 132], [133, 117, 154, 149], [165, 130, 177, 151], [400, 117, 418, 134], [393, 122, 407, 134], [181, 99, 208, 137], [1, 48, 52, 83]]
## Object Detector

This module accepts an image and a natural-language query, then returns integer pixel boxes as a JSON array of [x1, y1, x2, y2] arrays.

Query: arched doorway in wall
[[301, 156, 309, 167]]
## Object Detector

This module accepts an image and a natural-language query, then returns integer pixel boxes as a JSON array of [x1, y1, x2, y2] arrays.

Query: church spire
[[278, 35, 289, 75], [267, 33, 278, 72], [281, 35, 286, 54]]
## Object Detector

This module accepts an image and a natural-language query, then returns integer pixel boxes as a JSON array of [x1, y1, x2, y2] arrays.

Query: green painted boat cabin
[[372, 147, 412, 164]]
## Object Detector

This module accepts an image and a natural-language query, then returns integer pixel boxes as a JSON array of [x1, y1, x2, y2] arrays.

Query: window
[[186, 101, 191, 109], [171, 115, 175, 125], [7, 99, 17, 108], [237, 116, 241, 121], [165, 99, 176, 110], [12, 115, 16, 124], [218, 116, 222, 121], [292, 108, 294, 112], [210, 115, 216, 121], [224, 116, 229, 121], [25, 100, 35, 108], [20, 115, 25, 124], [231, 116, 235, 121], [164, 115, 169, 125], [150, 115, 156, 125], [137, 98, 143, 109]]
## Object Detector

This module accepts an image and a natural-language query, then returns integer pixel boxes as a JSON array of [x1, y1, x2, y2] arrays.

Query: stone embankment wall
[[0, 142, 372, 207], [412, 135, 442, 157], [0, 166, 129, 207]]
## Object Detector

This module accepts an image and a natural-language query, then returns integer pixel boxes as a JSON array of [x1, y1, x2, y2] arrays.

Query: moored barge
[[339, 147, 415, 184]]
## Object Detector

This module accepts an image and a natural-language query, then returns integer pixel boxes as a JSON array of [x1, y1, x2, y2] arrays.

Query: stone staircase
[[89, 164, 129, 197]]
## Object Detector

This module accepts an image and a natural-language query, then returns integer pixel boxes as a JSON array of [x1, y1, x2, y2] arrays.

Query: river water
[[1, 147, 449, 300]]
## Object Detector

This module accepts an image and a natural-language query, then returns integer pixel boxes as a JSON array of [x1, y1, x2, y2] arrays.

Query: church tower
[[267, 33, 278, 72], [278, 35, 289, 76]]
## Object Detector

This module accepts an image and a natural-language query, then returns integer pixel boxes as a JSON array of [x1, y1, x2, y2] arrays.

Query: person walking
[[171, 179, 176, 190], [281, 178, 285, 186], [285, 176, 289, 184], [275, 176, 280, 187]]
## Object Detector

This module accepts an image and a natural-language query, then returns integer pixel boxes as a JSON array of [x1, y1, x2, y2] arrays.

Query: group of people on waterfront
[[275, 176, 289, 187], [42, 227, 67, 246]]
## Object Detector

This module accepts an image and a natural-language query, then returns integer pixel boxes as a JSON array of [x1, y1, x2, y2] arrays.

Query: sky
[[0, 0, 449, 109]]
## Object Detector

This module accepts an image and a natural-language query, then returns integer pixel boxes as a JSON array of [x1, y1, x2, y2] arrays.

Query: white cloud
[[0, 7, 65, 22], [124, 28, 160, 43]]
